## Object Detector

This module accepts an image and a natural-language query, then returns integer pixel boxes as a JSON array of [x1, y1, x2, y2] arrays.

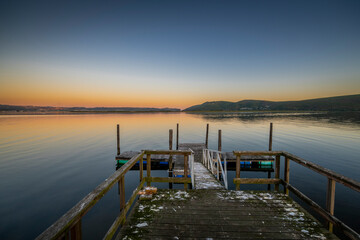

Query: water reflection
[[187, 111, 360, 126], [0, 112, 359, 239]]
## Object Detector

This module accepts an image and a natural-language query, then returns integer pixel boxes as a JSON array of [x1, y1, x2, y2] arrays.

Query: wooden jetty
[[116, 123, 275, 173], [36, 124, 360, 240]]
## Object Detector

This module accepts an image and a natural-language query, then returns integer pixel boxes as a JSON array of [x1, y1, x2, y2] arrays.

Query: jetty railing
[[233, 150, 360, 240], [203, 149, 228, 189], [37, 149, 193, 240]]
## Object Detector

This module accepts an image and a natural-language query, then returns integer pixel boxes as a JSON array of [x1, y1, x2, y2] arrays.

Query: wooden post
[[236, 155, 241, 190], [169, 129, 173, 189], [184, 155, 188, 190], [269, 123, 273, 151], [275, 155, 280, 191], [284, 156, 290, 195], [70, 220, 82, 240], [169, 129, 173, 150], [326, 178, 336, 232], [169, 129, 173, 170], [117, 124, 120, 155], [119, 176, 125, 211], [146, 154, 151, 186], [139, 156, 143, 182], [176, 123, 179, 150], [205, 123, 209, 149], [218, 129, 222, 152]]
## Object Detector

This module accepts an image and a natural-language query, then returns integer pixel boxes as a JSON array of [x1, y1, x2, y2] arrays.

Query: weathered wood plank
[[144, 149, 192, 155], [233, 151, 282, 156], [146, 177, 191, 183], [233, 178, 281, 184]]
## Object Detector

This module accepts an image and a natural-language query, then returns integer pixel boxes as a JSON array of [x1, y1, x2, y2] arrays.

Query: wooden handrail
[[232, 150, 360, 240], [232, 150, 360, 192], [36, 151, 145, 240], [282, 151, 360, 192]]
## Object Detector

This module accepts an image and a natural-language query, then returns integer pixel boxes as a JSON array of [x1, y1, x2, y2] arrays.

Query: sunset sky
[[0, 0, 359, 109]]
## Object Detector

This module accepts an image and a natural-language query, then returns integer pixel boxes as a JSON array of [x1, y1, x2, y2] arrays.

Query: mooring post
[[269, 122, 273, 151], [117, 124, 120, 155], [205, 123, 209, 149], [218, 129, 222, 152], [169, 129, 173, 150], [176, 123, 179, 150], [326, 178, 336, 232]]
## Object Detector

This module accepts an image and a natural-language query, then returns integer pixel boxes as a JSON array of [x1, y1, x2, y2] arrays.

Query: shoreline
[[0, 110, 336, 115]]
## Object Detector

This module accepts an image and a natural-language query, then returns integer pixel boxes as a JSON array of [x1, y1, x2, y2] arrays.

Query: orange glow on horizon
[[1, 71, 359, 109]]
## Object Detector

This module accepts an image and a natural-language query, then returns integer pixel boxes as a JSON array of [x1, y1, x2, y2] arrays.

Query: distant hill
[[184, 94, 360, 111], [0, 105, 180, 113]]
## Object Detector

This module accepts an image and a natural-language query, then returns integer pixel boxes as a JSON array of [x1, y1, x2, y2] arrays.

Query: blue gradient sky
[[0, 0, 359, 108]]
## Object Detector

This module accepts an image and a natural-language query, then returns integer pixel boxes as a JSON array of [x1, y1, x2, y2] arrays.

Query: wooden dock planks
[[117, 189, 338, 240]]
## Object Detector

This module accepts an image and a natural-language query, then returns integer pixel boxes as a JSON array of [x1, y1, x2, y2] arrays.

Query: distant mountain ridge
[[0, 105, 180, 112], [184, 94, 360, 111]]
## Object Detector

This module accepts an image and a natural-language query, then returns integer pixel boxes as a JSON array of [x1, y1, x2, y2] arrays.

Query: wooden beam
[[145, 177, 191, 183], [146, 154, 151, 186], [176, 123, 179, 150], [269, 122, 273, 151], [70, 220, 81, 240], [283, 151, 360, 193], [326, 178, 336, 233], [218, 129, 222, 152], [205, 123, 209, 149], [116, 124, 120, 155], [169, 129, 173, 171], [236, 155, 241, 178], [284, 156, 290, 195], [143, 150, 192, 155], [233, 178, 281, 184], [236, 155, 241, 190], [233, 151, 282, 156], [184, 155, 189, 190], [275, 155, 280, 191], [139, 156, 143, 182], [118, 176, 125, 211], [169, 129, 173, 150]]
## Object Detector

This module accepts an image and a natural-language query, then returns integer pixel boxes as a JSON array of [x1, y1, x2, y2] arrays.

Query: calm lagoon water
[[0, 112, 359, 239]]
